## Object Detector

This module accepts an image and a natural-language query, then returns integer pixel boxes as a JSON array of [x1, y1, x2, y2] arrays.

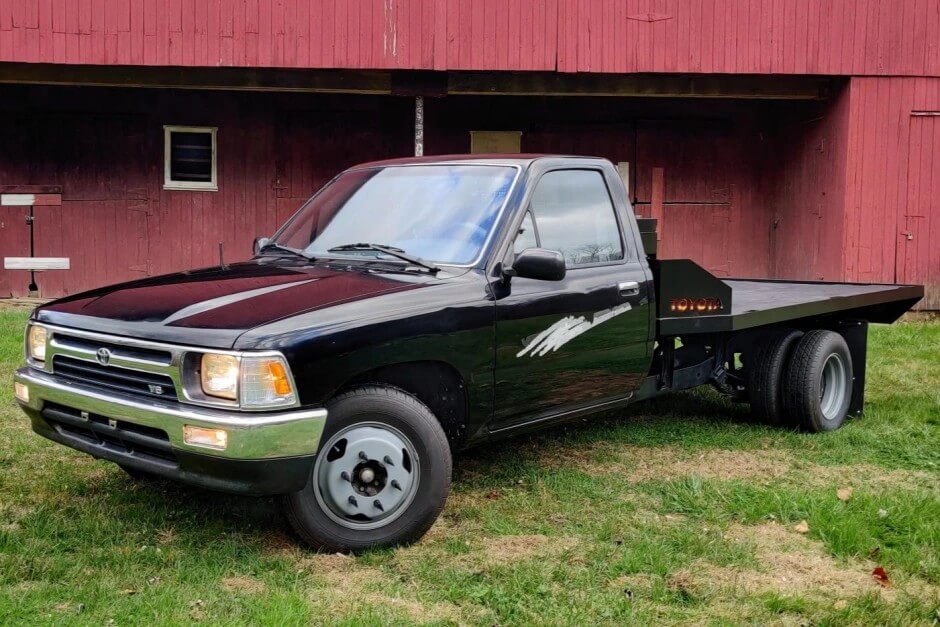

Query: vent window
[[164, 126, 217, 191]]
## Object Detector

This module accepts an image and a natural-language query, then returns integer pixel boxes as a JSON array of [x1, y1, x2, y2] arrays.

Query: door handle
[[618, 281, 640, 297]]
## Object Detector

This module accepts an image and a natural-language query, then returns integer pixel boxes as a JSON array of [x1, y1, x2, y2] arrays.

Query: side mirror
[[507, 248, 566, 281], [253, 236, 270, 256]]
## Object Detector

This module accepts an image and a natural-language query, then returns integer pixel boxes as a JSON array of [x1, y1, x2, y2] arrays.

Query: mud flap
[[836, 321, 868, 417]]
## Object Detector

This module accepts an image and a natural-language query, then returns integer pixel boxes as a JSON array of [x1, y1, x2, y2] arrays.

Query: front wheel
[[282, 385, 451, 552]]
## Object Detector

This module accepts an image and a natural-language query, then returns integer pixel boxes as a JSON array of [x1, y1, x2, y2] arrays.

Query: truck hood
[[34, 260, 433, 348]]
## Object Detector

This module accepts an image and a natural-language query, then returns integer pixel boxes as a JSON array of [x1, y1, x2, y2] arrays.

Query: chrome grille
[[52, 355, 177, 399], [44, 327, 186, 403]]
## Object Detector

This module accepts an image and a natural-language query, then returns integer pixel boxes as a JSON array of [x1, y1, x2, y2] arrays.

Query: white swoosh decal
[[162, 279, 317, 325], [516, 302, 633, 358]]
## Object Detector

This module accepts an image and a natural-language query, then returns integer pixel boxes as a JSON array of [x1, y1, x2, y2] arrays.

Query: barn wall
[[842, 76, 940, 308], [1, 83, 935, 304], [0, 86, 781, 297], [0, 86, 413, 297], [1, 0, 938, 77]]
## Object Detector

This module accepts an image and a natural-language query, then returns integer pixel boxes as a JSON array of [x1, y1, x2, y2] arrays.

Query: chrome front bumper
[[14, 367, 327, 460]]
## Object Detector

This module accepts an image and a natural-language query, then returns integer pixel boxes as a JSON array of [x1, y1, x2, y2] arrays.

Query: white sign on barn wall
[[0, 194, 36, 206], [4, 258, 71, 270]]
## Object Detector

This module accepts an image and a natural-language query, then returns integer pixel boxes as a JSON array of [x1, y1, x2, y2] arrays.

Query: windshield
[[271, 164, 518, 265]]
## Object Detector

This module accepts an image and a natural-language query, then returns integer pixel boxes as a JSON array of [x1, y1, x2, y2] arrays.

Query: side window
[[528, 170, 624, 267], [513, 211, 538, 254]]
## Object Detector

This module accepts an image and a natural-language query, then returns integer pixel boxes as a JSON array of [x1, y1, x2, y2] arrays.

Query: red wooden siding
[[0, 205, 30, 296], [842, 77, 940, 308], [1, 0, 938, 77], [631, 119, 770, 278], [0, 88, 412, 297]]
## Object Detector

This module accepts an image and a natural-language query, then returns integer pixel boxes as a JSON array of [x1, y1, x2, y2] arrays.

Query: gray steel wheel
[[783, 330, 853, 432], [314, 422, 420, 530], [819, 353, 848, 421], [283, 385, 451, 552]]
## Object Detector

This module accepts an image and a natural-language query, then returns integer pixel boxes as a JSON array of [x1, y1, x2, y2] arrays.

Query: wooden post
[[651, 167, 665, 241], [414, 96, 424, 157]]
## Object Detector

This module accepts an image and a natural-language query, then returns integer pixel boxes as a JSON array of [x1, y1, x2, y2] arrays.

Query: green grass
[[0, 307, 938, 625]]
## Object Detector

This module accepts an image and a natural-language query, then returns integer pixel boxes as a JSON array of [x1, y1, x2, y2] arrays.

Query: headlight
[[27, 325, 47, 362], [200, 353, 239, 400], [198, 353, 296, 408]]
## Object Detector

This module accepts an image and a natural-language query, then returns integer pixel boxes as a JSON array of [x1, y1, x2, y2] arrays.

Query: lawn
[[0, 306, 937, 625]]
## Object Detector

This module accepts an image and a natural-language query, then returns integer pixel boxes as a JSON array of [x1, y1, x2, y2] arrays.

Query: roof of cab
[[350, 153, 605, 169]]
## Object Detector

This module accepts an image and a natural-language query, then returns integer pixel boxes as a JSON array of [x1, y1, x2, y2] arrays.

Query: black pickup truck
[[14, 155, 923, 551]]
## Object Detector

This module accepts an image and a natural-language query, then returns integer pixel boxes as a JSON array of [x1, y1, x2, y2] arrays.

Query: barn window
[[164, 126, 217, 191]]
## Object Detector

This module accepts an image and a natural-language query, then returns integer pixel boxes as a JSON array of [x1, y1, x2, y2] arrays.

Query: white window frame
[[163, 125, 218, 191]]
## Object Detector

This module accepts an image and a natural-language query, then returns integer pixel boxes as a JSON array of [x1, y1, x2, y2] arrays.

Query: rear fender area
[[645, 320, 868, 415]]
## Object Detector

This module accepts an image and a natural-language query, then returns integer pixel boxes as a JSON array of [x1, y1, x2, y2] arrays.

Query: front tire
[[283, 385, 451, 552], [782, 330, 854, 432]]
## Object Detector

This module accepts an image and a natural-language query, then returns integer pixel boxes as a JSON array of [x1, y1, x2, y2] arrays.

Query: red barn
[[0, 0, 937, 308]]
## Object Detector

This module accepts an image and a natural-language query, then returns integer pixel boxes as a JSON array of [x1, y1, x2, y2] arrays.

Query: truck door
[[491, 168, 652, 430]]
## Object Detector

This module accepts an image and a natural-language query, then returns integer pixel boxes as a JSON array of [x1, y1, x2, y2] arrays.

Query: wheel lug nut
[[383, 455, 395, 466], [391, 480, 402, 491], [348, 495, 358, 507], [340, 471, 351, 482], [358, 451, 368, 461], [374, 500, 384, 512]]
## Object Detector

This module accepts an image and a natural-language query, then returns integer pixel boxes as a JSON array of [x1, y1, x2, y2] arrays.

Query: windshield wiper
[[259, 242, 314, 261], [327, 243, 440, 273]]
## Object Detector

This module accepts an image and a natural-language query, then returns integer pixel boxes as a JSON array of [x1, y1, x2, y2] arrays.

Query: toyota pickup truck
[[14, 155, 923, 552]]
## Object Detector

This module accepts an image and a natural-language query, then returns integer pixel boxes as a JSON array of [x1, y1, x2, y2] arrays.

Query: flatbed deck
[[658, 276, 923, 335]]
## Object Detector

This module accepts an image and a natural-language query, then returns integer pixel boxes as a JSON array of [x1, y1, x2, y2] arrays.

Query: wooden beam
[[0, 62, 831, 100], [448, 73, 831, 100], [0, 63, 392, 94]]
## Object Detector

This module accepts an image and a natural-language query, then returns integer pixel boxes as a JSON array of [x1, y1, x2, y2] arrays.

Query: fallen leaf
[[878, 508, 889, 518], [871, 566, 891, 588], [121, 588, 138, 596], [794, 520, 810, 534], [189, 599, 207, 621], [837, 487, 853, 501], [485, 490, 501, 500]]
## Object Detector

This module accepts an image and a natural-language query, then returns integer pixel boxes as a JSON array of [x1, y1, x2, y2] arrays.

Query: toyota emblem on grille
[[96, 347, 111, 365]]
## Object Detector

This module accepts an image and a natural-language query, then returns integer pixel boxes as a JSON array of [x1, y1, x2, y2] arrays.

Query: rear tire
[[782, 330, 853, 432], [748, 329, 803, 427], [282, 385, 451, 553]]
